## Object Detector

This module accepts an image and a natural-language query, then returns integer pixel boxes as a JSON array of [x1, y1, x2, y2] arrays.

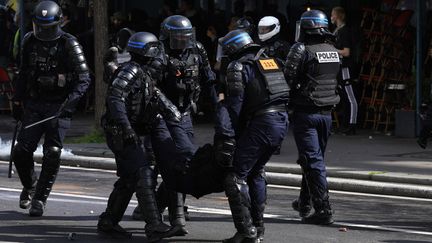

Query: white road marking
[[1, 187, 432, 237], [268, 184, 432, 202]]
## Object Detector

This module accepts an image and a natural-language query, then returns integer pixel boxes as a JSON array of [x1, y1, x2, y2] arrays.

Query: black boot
[[30, 147, 61, 217], [12, 145, 37, 209], [136, 167, 180, 242], [302, 171, 333, 225], [167, 190, 188, 236], [223, 173, 257, 243], [292, 175, 312, 218], [251, 202, 265, 243], [132, 175, 168, 221], [97, 178, 134, 239]]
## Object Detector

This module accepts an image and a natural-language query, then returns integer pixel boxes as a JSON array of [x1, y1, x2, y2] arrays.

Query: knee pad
[[224, 173, 250, 206], [43, 146, 62, 160]]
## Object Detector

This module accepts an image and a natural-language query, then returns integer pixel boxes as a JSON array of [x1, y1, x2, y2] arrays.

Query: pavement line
[[2, 187, 432, 237], [0, 161, 117, 174], [268, 184, 432, 202]]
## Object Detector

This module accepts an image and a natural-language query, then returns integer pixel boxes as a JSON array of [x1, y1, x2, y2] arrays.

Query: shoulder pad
[[227, 61, 244, 72], [63, 33, 80, 49], [196, 41, 204, 50], [292, 42, 305, 53], [111, 62, 143, 89]]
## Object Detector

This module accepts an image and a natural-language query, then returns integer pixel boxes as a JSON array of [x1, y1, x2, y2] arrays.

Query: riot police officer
[[284, 10, 340, 225], [258, 15, 291, 155], [11, 0, 90, 217], [217, 29, 289, 243], [97, 32, 183, 241], [132, 15, 216, 235]]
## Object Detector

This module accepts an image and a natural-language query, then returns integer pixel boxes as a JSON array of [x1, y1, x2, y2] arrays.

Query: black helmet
[[299, 10, 332, 36], [32, 0, 63, 41], [218, 29, 259, 57], [126, 32, 162, 59], [235, 17, 255, 36], [115, 28, 135, 52], [160, 15, 195, 50]]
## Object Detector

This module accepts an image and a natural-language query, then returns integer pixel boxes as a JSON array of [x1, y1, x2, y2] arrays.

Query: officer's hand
[[214, 135, 236, 168], [122, 126, 138, 145], [12, 102, 23, 121]]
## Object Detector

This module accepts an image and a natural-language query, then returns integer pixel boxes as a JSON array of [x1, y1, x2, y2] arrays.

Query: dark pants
[[233, 112, 288, 222], [13, 101, 69, 191], [151, 114, 196, 177], [105, 132, 149, 178], [292, 111, 332, 207], [339, 84, 358, 126]]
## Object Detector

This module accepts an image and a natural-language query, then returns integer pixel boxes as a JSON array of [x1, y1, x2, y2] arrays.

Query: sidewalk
[[1, 114, 432, 198]]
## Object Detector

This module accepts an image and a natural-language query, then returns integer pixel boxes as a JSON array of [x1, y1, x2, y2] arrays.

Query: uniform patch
[[316, 51, 340, 63], [258, 58, 279, 70]]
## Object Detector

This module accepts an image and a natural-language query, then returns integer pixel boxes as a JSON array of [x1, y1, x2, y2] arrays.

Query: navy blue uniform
[[216, 48, 289, 242], [12, 31, 90, 214], [285, 40, 340, 224]]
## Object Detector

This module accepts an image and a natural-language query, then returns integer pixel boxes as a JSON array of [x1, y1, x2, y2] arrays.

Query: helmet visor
[[33, 22, 61, 41], [169, 28, 196, 50], [258, 24, 276, 35]]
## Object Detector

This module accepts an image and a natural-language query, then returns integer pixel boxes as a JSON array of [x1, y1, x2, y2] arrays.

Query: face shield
[[33, 21, 62, 41], [169, 27, 196, 50]]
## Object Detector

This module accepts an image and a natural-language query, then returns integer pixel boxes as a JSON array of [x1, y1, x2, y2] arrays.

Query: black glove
[[122, 125, 138, 145], [214, 135, 236, 168], [12, 102, 23, 121]]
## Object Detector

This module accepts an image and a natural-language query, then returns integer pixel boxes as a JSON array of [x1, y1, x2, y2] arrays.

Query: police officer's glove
[[214, 135, 236, 168], [122, 126, 138, 145], [12, 102, 23, 121]]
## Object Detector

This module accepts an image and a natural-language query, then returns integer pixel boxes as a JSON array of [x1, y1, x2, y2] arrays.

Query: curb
[[2, 154, 432, 199]]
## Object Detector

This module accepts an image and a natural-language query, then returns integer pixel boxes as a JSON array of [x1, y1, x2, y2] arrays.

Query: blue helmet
[[32, 1, 63, 41], [126, 32, 162, 59], [218, 29, 259, 57], [300, 10, 332, 36], [160, 15, 195, 50]]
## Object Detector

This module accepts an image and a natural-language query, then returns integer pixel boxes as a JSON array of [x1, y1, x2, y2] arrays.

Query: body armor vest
[[164, 50, 200, 112], [27, 35, 71, 102], [294, 43, 340, 108], [239, 54, 289, 116]]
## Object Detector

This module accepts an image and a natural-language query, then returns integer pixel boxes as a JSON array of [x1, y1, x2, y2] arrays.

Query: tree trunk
[[93, 0, 108, 129]]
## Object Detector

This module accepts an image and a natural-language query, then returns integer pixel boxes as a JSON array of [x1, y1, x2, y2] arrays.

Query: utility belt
[[253, 104, 287, 117], [294, 105, 334, 115]]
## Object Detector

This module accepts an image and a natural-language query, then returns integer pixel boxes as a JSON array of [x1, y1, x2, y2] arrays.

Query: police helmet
[[160, 15, 195, 50], [126, 32, 162, 59], [218, 29, 259, 57], [258, 16, 280, 42], [32, 1, 63, 41], [299, 10, 332, 36], [116, 28, 135, 52]]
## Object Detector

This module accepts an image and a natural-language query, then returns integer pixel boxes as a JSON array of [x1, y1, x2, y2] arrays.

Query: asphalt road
[[1, 162, 432, 243]]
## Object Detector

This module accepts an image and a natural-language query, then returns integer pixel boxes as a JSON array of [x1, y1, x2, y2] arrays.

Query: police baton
[[8, 121, 22, 178], [23, 97, 70, 130]]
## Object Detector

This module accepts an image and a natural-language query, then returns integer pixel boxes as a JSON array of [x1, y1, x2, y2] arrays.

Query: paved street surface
[[1, 162, 432, 243]]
